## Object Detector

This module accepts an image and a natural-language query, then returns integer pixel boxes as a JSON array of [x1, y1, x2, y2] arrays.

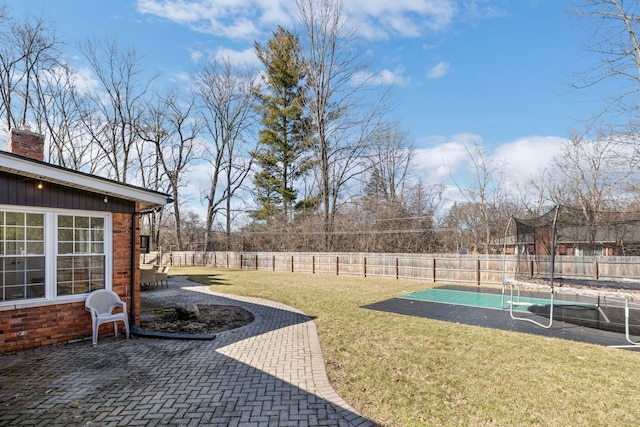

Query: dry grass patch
[[172, 267, 640, 426]]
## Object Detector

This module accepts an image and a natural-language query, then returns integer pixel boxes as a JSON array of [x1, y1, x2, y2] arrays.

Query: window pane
[[6, 227, 24, 240], [5, 242, 20, 255], [74, 229, 90, 242], [57, 282, 73, 296], [74, 282, 90, 294], [5, 258, 24, 271], [27, 257, 45, 270], [58, 229, 73, 241], [4, 271, 23, 285], [58, 242, 73, 254], [26, 227, 44, 240], [5, 286, 24, 300], [75, 217, 89, 228], [75, 242, 90, 254], [26, 214, 44, 227], [26, 242, 44, 255], [58, 215, 73, 228], [5, 212, 24, 226], [27, 284, 44, 298], [26, 270, 45, 285], [91, 229, 104, 241]]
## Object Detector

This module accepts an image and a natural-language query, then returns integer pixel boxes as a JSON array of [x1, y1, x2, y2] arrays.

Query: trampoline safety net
[[504, 205, 640, 284]]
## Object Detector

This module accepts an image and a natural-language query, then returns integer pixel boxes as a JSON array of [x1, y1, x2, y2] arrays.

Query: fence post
[[291, 255, 294, 273], [255, 254, 258, 270], [476, 258, 481, 286], [395, 257, 399, 279], [364, 256, 367, 277], [273, 255, 275, 271], [336, 256, 339, 275], [529, 260, 534, 277], [226, 253, 229, 268], [312, 256, 315, 274], [432, 258, 436, 282], [593, 260, 599, 280]]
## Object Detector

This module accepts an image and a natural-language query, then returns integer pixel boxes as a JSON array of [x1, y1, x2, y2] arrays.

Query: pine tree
[[252, 26, 307, 222]]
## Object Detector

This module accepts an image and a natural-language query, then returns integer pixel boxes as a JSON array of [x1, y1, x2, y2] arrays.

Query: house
[[0, 128, 171, 353]]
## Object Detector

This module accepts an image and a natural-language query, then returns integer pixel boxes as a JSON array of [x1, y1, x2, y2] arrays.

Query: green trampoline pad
[[400, 288, 577, 313]]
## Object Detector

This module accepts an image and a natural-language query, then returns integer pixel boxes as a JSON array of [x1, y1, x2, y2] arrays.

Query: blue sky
[[7, 0, 611, 205]]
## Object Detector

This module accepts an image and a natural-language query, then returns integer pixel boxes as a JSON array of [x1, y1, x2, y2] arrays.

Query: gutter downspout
[[130, 207, 159, 326]]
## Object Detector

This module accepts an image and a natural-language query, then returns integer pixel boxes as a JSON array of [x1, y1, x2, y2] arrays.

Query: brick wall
[[0, 212, 136, 353]]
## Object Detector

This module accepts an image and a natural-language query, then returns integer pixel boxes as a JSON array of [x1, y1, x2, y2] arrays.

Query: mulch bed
[[140, 304, 255, 334]]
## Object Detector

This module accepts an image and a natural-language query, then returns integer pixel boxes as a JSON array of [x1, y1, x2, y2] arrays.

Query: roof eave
[[0, 152, 172, 211]]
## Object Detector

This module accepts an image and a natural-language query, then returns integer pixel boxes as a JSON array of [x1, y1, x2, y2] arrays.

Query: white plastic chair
[[85, 289, 130, 346]]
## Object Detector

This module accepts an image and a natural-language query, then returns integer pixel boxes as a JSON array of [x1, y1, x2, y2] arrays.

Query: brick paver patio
[[0, 276, 377, 426]]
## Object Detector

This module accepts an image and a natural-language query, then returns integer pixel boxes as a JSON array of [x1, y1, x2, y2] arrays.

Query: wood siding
[[0, 171, 135, 213]]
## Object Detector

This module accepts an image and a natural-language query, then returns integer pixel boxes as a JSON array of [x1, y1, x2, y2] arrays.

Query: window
[[57, 215, 105, 296], [0, 212, 45, 301], [0, 208, 111, 305]]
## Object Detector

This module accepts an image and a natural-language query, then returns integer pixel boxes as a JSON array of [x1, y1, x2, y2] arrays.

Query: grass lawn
[[172, 267, 640, 426]]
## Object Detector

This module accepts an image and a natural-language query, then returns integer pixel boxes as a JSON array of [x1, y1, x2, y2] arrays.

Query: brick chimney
[[7, 128, 45, 161]]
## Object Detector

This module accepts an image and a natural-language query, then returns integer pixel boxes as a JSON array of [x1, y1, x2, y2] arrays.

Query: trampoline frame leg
[[624, 299, 640, 345], [507, 282, 555, 329]]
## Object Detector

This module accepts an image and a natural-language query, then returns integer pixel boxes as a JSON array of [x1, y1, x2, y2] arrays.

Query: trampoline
[[501, 205, 640, 345], [364, 284, 640, 349]]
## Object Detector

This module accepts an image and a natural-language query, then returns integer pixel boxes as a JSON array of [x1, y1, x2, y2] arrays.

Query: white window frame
[[0, 205, 112, 309]]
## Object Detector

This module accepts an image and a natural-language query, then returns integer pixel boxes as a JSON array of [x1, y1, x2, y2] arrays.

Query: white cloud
[[352, 67, 410, 86], [69, 67, 99, 94], [493, 135, 566, 182], [413, 133, 482, 182], [411, 133, 567, 202], [137, 0, 295, 40], [345, 0, 457, 38], [426, 61, 451, 79], [137, 0, 458, 40], [212, 47, 261, 68], [42, 66, 98, 95], [190, 49, 204, 63]]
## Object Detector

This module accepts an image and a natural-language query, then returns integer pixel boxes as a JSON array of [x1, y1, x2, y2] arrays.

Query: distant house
[[0, 129, 171, 353], [502, 223, 640, 257]]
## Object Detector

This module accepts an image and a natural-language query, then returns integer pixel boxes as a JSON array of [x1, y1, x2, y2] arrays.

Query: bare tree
[[572, 0, 640, 129], [297, 0, 388, 250], [194, 57, 258, 250], [455, 143, 508, 254], [34, 63, 102, 171], [78, 39, 154, 183], [546, 129, 640, 220], [0, 9, 60, 134], [365, 123, 413, 203], [137, 90, 200, 250]]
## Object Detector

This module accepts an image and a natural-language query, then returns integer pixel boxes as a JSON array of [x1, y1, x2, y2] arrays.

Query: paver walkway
[[0, 276, 377, 426]]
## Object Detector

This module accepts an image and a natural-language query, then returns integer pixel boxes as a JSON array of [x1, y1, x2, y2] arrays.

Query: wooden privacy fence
[[139, 251, 640, 286]]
